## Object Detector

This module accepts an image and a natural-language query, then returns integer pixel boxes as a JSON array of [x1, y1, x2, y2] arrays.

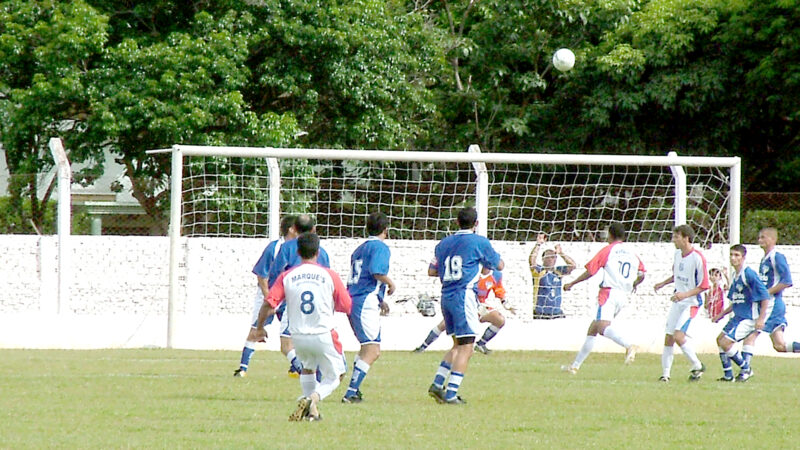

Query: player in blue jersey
[[740, 228, 798, 365], [342, 212, 396, 403], [234, 215, 296, 377], [712, 244, 771, 382], [264, 214, 332, 378], [426, 207, 504, 405]]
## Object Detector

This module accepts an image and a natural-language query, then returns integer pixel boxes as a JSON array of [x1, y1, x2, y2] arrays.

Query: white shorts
[[664, 300, 700, 335], [249, 288, 265, 328], [595, 288, 626, 322], [291, 330, 347, 382]]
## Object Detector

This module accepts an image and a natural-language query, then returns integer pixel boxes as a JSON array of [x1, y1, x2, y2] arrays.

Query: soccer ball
[[552, 48, 575, 72]]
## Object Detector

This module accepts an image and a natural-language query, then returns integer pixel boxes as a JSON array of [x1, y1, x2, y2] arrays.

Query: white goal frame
[[157, 144, 741, 348]]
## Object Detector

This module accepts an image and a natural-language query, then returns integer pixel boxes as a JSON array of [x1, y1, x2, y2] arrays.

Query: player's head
[[542, 248, 557, 268], [297, 232, 320, 260], [607, 222, 625, 242], [457, 207, 478, 230], [757, 227, 777, 251], [671, 224, 694, 249], [673, 224, 694, 241], [295, 214, 316, 234], [280, 215, 298, 238], [366, 212, 389, 237], [729, 244, 746, 268]]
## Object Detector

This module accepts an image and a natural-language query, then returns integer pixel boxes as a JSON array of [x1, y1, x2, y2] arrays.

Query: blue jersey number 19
[[442, 255, 463, 281]]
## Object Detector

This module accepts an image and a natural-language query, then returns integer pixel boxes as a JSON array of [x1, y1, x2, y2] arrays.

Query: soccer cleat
[[561, 365, 578, 375], [443, 395, 467, 405], [717, 376, 734, 382], [306, 413, 323, 422], [233, 368, 247, 377], [341, 393, 363, 404], [428, 384, 446, 404], [624, 345, 639, 365], [688, 363, 706, 382], [735, 368, 753, 383], [475, 343, 492, 355], [658, 376, 670, 382], [288, 366, 301, 379], [412, 345, 426, 353], [289, 397, 311, 422]]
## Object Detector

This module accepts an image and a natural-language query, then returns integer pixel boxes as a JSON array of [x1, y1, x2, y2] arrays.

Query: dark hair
[[673, 224, 694, 241], [366, 212, 389, 237], [295, 214, 315, 234], [710, 267, 722, 276], [280, 215, 297, 237], [730, 244, 747, 256], [608, 222, 626, 241], [457, 207, 478, 230], [297, 232, 320, 259]]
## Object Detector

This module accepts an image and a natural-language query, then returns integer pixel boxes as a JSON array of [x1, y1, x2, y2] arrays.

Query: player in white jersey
[[233, 215, 297, 377], [711, 244, 770, 382], [342, 212, 396, 403], [653, 225, 709, 382], [255, 233, 352, 422], [562, 222, 645, 374]]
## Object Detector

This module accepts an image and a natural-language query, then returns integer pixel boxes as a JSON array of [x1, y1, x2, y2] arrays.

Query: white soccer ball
[[553, 48, 575, 72]]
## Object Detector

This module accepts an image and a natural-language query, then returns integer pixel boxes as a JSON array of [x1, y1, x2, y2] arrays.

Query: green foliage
[[742, 210, 800, 244], [1, 349, 799, 447], [0, 196, 91, 234], [247, 0, 446, 150]]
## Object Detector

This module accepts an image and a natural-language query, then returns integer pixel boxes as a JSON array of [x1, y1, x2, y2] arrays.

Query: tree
[[245, 0, 447, 150], [86, 7, 300, 233], [0, 0, 108, 232], [421, 0, 641, 152]]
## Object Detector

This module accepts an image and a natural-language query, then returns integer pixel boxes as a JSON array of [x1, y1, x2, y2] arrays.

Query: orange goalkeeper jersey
[[476, 270, 505, 303]]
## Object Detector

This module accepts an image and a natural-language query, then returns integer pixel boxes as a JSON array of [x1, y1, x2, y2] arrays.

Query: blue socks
[[433, 361, 451, 389], [238, 341, 256, 371]]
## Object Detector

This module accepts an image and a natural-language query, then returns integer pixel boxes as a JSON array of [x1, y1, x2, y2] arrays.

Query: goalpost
[[159, 144, 741, 348]]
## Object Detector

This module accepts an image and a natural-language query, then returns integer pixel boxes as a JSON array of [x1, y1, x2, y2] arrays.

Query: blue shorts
[[763, 313, 788, 335], [721, 316, 758, 342], [348, 293, 382, 344], [441, 289, 480, 338]]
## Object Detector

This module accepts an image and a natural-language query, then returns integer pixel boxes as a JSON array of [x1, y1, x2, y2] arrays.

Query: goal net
[[178, 147, 739, 246], [161, 145, 741, 347]]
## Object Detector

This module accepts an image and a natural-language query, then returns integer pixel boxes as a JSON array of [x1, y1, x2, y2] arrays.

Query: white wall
[[1, 235, 798, 356]]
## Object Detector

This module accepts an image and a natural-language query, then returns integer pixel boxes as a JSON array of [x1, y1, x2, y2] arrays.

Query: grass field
[[1, 348, 797, 448]]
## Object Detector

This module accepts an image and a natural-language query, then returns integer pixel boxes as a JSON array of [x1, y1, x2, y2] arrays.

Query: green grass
[[1, 349, 797, 448]]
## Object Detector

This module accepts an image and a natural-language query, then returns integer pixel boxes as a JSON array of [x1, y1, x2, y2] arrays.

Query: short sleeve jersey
[[430, 230, 502, 299], [347, 237, 391, 303], [760, 250, 793, 317], [252, 237, 284, 278], [531, 265, 569, 304], [585, 241, 645, 294], [672, 248, 710, 306], [727, 267, 770, 319], [476, 270, 505, 303], [266, 262, 352, 335], [268, 238, 331, 287]]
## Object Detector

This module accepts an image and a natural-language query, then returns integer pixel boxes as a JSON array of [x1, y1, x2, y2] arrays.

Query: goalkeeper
[[529, 233, 576, 319], [412, 267, 514, 354]]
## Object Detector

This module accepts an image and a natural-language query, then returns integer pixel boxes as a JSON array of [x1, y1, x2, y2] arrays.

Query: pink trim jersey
[[585, 241, 645, 295], [266, 262, 352, 335], [672, 248, 710, 306]]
